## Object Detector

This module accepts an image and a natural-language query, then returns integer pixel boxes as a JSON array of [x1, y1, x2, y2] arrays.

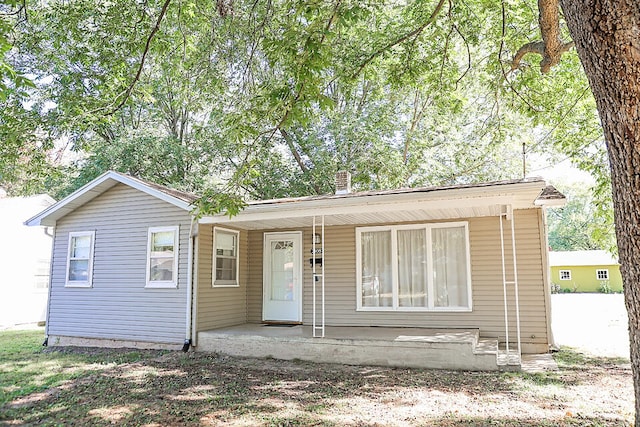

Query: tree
[[547, 182, 615, 252], [3, 0, 638, 420], [519, 0, 640, 421]]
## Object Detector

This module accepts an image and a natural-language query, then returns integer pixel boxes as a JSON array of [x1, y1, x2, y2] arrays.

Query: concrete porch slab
[[196, 325, 503, 371]]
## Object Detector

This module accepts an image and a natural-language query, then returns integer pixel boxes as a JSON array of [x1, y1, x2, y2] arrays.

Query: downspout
[[42, 226, 54, 347], [182, 216, 196, 352]]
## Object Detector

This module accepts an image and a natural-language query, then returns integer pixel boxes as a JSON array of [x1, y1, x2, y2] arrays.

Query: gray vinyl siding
[[48, 184, 191, 344], [195, 224, 248, 331], [244, 209, 550, 348]]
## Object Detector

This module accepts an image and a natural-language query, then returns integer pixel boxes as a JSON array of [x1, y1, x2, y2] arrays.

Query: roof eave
[[199, 180, 548, 227]]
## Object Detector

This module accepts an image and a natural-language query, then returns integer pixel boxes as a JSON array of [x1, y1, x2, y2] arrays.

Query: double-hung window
[[559, 270, 571, 280], [356, 222, 472, 311], [596, 269, 609, 280], [146, 226, 179, 288], [66, 231, 95, 287], [213, 227, 239, 287]]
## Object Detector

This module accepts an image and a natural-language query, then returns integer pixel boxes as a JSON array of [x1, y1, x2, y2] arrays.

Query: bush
[[597, 281, 613, 294], [551, 283, 561, 294]]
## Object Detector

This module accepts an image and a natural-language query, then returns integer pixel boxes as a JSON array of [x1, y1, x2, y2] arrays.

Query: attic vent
[[335, 171, 351, 195]]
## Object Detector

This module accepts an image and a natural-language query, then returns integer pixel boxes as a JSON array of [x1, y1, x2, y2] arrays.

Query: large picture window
[[213, 228, 239, 287], [66, 231, 95, 287], [356, 222, 471, 311], [146, 226, 179, 288]]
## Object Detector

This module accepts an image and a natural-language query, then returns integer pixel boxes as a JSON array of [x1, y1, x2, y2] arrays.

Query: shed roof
[[549, 250, 618, 267]]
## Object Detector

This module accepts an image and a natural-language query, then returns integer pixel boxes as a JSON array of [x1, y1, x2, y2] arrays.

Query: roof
[[549, 250, 618, 267], [24, 171, 565, 230], [248, 177, 564, 206], [201, 176, 565, 230], [24, 171, 197, 227]]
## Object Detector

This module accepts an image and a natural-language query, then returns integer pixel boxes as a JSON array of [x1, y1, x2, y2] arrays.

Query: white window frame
[[596, 269, 609, 280], [146, 226, 179, 289], [559, 270, 571, 280], [65, 231, 95, 288], [355, 221, 472, 312], [213, 227, 240, 287]]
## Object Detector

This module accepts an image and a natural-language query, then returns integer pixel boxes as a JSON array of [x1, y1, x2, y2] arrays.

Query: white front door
[[263, 232, 302, 322]]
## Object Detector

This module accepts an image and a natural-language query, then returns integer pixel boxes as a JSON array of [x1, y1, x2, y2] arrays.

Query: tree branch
[[511, 0, 574, 73], [106, 0, 172, 116], [351, 0, 446, 79]]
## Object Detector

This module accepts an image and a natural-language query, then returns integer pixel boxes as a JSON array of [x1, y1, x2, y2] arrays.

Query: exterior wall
[[245, 209, 551, 353], [550, 265, 623, 292], [0, 195, 54, 326], [48, 184, 191, 344], [194, 224, 248, 334]]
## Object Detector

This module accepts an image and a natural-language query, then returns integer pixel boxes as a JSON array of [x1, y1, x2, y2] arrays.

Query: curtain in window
[[361, 231, 392, 307], [398, 229, 428, 307], [432, 226, 468, 307]]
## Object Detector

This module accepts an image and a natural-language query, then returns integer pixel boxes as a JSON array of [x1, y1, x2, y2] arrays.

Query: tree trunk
[[559, 0, 640, 423]]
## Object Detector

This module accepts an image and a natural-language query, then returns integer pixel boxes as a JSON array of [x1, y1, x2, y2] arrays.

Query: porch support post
[[510, 210, 522, 357], [312, 215, 325, 337], [499, 210, 510, 357]]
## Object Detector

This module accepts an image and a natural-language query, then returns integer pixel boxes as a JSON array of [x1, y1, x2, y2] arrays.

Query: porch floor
[[196, 324, 520, 371]]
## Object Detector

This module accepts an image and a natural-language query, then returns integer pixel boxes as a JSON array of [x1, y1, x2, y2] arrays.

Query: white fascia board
[[534, 198, 567, 208], [24, 171, 191, 227]]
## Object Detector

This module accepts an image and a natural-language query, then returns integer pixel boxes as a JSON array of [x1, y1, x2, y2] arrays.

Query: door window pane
[[270, 241, 294, 301]]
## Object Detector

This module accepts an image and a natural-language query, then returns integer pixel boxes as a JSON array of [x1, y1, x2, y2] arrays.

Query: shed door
[[263, 232, 302, 322]]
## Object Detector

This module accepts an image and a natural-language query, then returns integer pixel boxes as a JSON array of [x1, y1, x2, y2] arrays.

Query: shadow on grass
[[0, 333, 632, 426]]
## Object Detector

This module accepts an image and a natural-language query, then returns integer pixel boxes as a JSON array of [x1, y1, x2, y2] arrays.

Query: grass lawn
[[0, 328, 633, 426]]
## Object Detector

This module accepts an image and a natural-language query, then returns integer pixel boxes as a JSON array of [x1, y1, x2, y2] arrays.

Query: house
[[0, 192, 55, 326], [25, 171, 565, 370], [549, 250, 622, 292]]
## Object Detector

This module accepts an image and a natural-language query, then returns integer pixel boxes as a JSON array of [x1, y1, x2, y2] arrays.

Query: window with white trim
[[213, 227, 239, 287], [559, 270, 571, 280], [596, 269, 609, 280], [66, 231, 95, 287], [146, 226, 179, 288], [356, 222, 472, 311]]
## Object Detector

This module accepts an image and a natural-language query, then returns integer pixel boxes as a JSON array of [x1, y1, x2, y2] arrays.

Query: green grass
[[0, 329, 633, 426], [0, 328, 162, 406]]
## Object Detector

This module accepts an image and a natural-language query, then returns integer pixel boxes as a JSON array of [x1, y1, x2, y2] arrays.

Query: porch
[[195, 324, 522, 371]]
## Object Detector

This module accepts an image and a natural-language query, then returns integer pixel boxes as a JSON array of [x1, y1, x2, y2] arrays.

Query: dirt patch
[[1, 346, 633, 426]]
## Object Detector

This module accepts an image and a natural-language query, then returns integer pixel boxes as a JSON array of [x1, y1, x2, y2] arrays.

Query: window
[[559, 270, 571, 280], [66, 231, 95, 287], [596, 269, 609, 280], [146, 226, 179, 288], [356, 222, 471, 311], [213, 228, 239, 287]]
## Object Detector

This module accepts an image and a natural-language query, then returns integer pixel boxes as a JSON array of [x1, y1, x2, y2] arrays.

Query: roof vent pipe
[[335, 171, 351, 195]]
